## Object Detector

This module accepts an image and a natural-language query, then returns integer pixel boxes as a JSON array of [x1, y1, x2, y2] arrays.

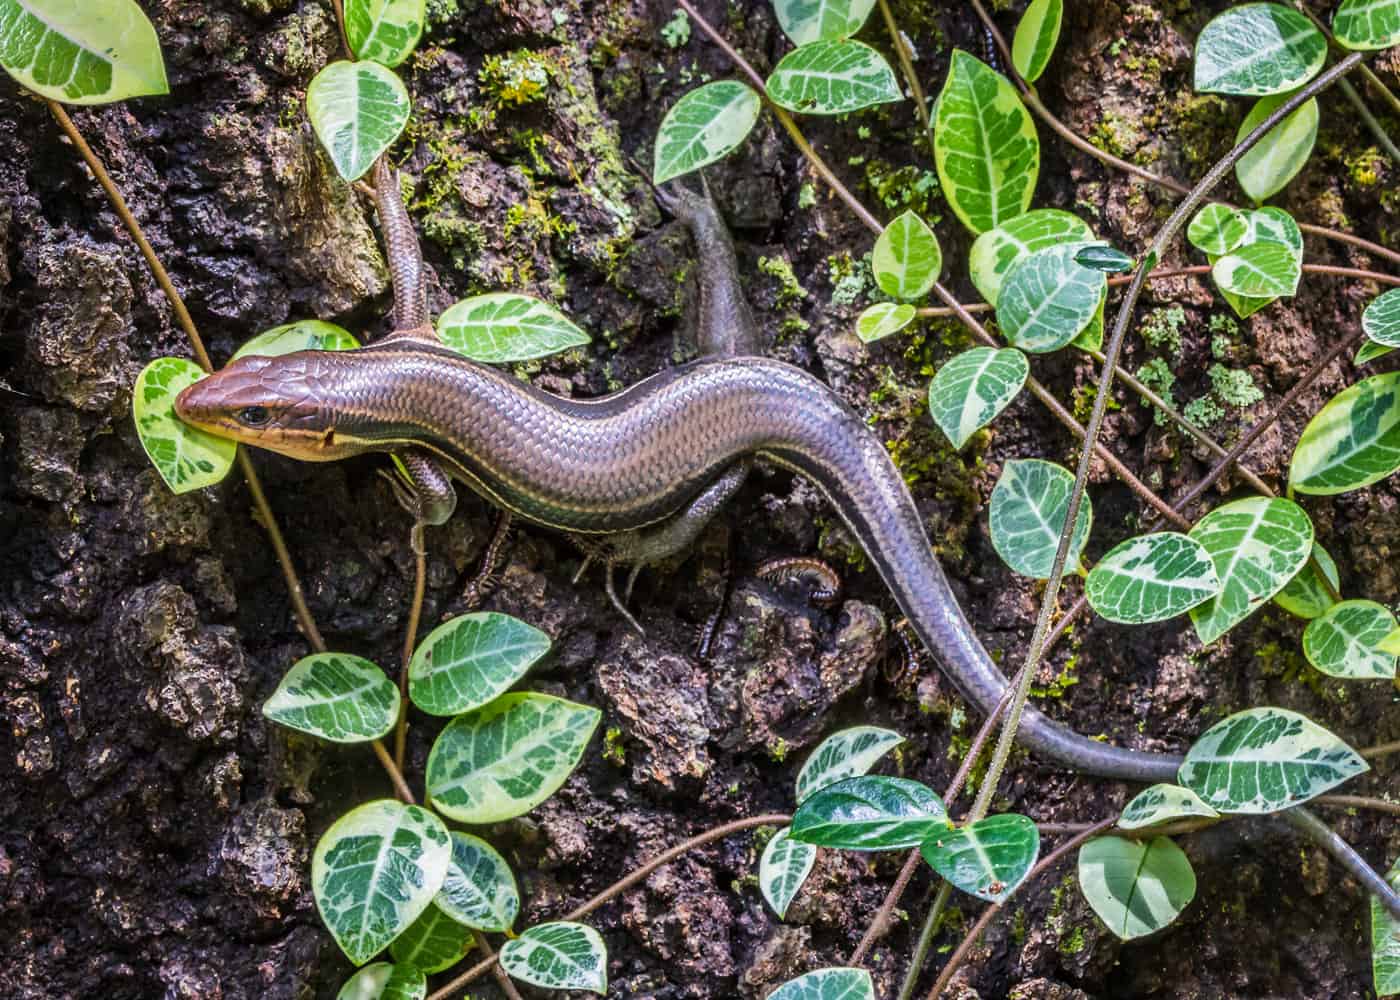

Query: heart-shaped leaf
[[313, 800, 452, 965], [872, 210, 941, 300], [856, 302, 917, 342], [1212, 240, 1301, 298], [232, 319, 361, 361], [1012, 0, 1063, 83], [1118, 784, 1220, 831], [1273, 542, 1340, 620], [927, 347, 1029, 449], [789, 776, 950, 850], [920, 813, 1040, 902], [1187, 203, 1249, 256], [1177, 707, 1367, 813], [989, 458, 1093, 579], [0, 0, 168, 104], [769, 968, 875, 1000], [336, 963, 426, 1000], [765, 40, 900, 115], [436, 832, 519, 932], [968, 209, 1094, 304], [409, 612, 550, 716], [306, 60, 411, 182], [1234, 94, 1319, 203], [1363, 289, 1400, 348], [437, 293, 590, 363], [1290, 372, 1400, 495], [773, 0, 877, 45], [1303, 600, 1399, 679], [997, 244, 1107, 353], [1194, 3, 1326, 96], [1334, 0, 1400, 50], [345, 0, 426, 68], [1209, 207, 1302, 318], [653, 80, 762, 184], [1078, 835, 1196, 939], [795, 726, 904, 802], [135, 357, 238, 495], [1085, 532, 1221, 624], [389, 903, 474, 974], [760, 827, 817, 918], [426, 693, 600, 823], [263, 653, 399, 743], [499, 922, 607, 995]]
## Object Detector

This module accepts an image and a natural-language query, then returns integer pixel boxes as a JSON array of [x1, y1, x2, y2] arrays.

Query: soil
[[2, 1, 1398, 998]]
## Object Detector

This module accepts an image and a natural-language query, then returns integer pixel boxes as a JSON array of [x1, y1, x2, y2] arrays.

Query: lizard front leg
[[379, 449, 457, 555]]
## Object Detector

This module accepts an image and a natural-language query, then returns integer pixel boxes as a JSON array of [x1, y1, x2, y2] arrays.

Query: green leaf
[[1208, 207, 1303, 317], [997, 244, 1107, 353], [1084, 532, 1221, 625], [934, 50, 1039, 235], [1187, 203, 1249, 256], [389, 903, 474, 974], [920, 813, 1039, 903], [653, 81, 763, 184], [1363, 289, 1400, 348], [0, 0, 167, 104], [1372, 857, 1400, 995], [1011, 0, 1062, 83], [306, 60, 411, 182], [765, 40, 901, 116], [769, 968, 875, 1000], [499, 922, 607, 995], [1335, 0, 1400, 50], [313, 800, 452, 965], [426, 693, 600, 823], [1177, 706, 1367, 813], [135, 358, 238, 495], [1193, 3, 1326, 96], [927, 347, 1029, 449], [1117, 784, 1220, 831], [795, 726, 905, 803], [1273, 542, 1340, 619], [1074, 244, 1134, 273], [1382, 628, 1400, 656], [1356, 340, 1397, 366], [968, 209, 1094, 304], [345, 0, 425, 68], [789, 776, 950, 850], [856, 302, 917, 342], [1077, 836, 1196, 940], [1234, 94, 1319, 203], [1212, 240, 1301, 298], [1187, 496, 1313, 645], [262, 653, 399, 743], [988, 459, 1092, 579], [1290, 372, 1400, 495], [408, 612, 550, 717], [436, 293, 590, 363], [760, 827, 817, 918], [232, 320, 361, 361], [336, 963, 426, 1000], [773, 0, 877, 45], [1303, 600, 1399, 679], [436, 832, 519, 932], [872, 210, 942, 301]]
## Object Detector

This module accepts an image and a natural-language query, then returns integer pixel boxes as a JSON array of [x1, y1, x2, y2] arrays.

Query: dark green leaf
[[263, 653, 399, 743], [920, 813, 1039, 902], [790, 776, 950, 850]]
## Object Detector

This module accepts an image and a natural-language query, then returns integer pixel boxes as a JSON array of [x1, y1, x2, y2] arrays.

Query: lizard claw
[[571, 535, 646, 635]]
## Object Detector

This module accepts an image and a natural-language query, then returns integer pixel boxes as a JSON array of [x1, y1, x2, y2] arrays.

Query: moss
[[1059, 925, 1088, 955], [758, 255, 809, 307], [602, 726, 627, 766], [1348, 148, 1385, 188], [1183, 394, 1224, 427], [1136, 357, 1177, 426], [1031, 654, 1080, 699], [863, 161, 941, 216], [798, 183, 817, 209], [1172, 94, 1234, 168], [660, 8, 691, 47], [768, 737, 791, 763], [827, 252, 870, 307], [1141, 304, 1187, 354], [480, 50, 554, 107]]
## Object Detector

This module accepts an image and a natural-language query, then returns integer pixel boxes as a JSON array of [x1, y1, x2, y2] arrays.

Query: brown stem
[[1293, 0, 1400, 119], [329, 0, 354, 59], [426, 814, 791, 1000], [1315, 794, 1400, 817], [1103, 264, 1400, 288], [395, 543, 428, 771], [472, 932, 525, 1000], [1362, 739, 1400, 760], [877, 0, 934, 152]]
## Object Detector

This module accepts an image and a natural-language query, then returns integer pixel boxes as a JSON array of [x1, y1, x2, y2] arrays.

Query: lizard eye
[[237, 405, 272, 427]]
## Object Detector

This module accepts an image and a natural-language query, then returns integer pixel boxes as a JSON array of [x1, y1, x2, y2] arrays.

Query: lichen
[[1136, 357, 1177, 426], [1141, 304, 1187, 354], [1208, 362, 1262, 407]]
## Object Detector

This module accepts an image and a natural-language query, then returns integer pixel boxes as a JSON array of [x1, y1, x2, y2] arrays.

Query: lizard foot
[[570, 535, 647, 636]]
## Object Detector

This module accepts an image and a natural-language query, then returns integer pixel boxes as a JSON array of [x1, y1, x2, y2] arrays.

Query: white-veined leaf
[[1187, 203, 1249, 256], [1187, 496, 1313, 645], [388, 903, 474, 974], [934, 50, 1039, 235], [1193, 3, 1326, 96], [764, 40, 901, 115], [872, 210, 941, 300], [856, 302, 916, 342], [135, 358, 237, 494], [789, 776, 950, 850], [1363, 288, 1400, 348], [997, 243, 1107, 353], [1334, 0, 1400, 50], [653, 81, 762, 184], [436, 831, 519, 932], [344, 0, 425, 67], [426, 692, 600, 823], [1234, 94, 1319, 203], [1382, 628, 1400, 656], [232, 320, 361, 360], [1084, 532, 1221, 624], [760, 827, 817, 918], [313, 800, 452, 965], [0, 0, 167, 104], [1177, 706, 1367, 813], [1118, 784, 1220, 831], [1356, 341, 1397, 366], [1303, 599, 1399, 679], [968, 209, 1094, 304], [920, 813, 1039, 902], [988, 458, 1092, 579], [1372, 856, 1400, 994], [773, 0, 877, 45], [336, 963, 426, 1000], [1208, 206, 1302, 317], [795, 726, 904, 802], [437, 292, 590, 363], [1290, 372, 1400, 495], [927, 347, 1029, 449], [1078, 836, 1196, 940], [1011, 0, 1062, 83], [408, 612, 550, 717], [770, 968, 875, 1000], [499, 922, 607, 995], [306, 60, 411, 182], [1273, 542, 1340, 620], [1212, 240, 1301, 298], [262, 653, 399, 743]]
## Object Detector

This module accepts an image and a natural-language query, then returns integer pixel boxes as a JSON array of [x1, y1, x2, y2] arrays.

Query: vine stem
[[394, 544, 427, 771], [1363, 740, 1400, 760], [329, 0, 354, 59], [876, 0, 934, 154], [45, 100, 417, 806], [1292, 0, 1400, 119], [471, 931, 525, 1000], [425, 814, 791, 1000]]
